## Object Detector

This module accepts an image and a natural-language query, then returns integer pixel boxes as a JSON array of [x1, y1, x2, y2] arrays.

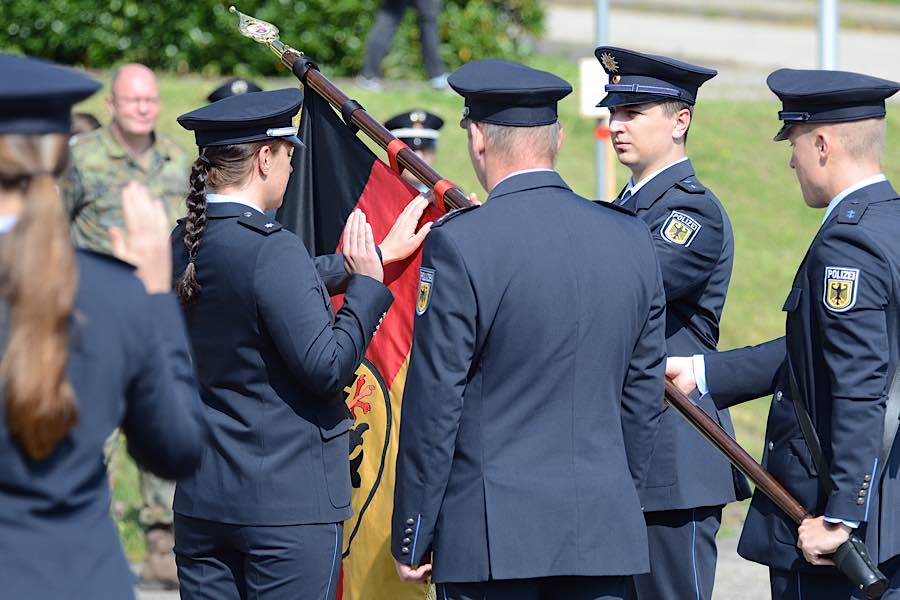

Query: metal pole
[[819, 0, 839, 70], [595, 0, 610, 199]]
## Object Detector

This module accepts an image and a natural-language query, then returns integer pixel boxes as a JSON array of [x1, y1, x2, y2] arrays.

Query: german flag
[[277, 86, 443, 600]]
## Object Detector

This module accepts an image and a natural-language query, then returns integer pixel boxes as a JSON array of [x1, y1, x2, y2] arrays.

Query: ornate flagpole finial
[[229, 6, 300, 63]]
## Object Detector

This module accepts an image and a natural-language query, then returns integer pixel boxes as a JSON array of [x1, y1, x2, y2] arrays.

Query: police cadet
[[206, 77, 263, 103], [392, 58, 668, 600], [668, 69, 900, 599], [384, 109, 444, 192], [170, 88, 429, 599], [594, 46, 750, 600], [0, 53, 205, 599]]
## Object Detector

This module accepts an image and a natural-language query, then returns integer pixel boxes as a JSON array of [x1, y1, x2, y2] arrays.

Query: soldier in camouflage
[[61, 63, 189, 591]]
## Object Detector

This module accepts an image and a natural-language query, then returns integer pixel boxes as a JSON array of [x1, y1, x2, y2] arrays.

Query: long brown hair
[[0, 134, 78, 460], [176, 140, 275, 305]]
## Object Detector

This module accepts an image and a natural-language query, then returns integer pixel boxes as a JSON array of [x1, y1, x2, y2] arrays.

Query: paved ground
[[135, 534, 768, 599]]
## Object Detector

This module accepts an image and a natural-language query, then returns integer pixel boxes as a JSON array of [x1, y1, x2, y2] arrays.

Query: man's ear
[[556, 126, 565, 154], [469, 122, 486, 157], [673, 108, 692, 142]]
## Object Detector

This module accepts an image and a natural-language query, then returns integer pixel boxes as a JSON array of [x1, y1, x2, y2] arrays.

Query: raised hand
[[109, 181, 172, 294], [343, 209, 384, 283]]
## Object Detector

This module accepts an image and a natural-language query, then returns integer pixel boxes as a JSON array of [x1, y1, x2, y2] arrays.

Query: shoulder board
[[237, 212, 283, 235], [836, 199, 869, 225], [592, 199, 633, 215], [433, 205, 479, 228], [674, 176, 707, 194]]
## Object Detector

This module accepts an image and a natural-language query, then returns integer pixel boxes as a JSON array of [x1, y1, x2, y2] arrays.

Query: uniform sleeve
[[620, 246, 667, 489], [59, 161, 86, 223], [705, 338, 786, 409], [122, 292, 206, 480], [392, 227, 476, 566], [255, 233, 393, 397], [313, 253, 350, 294], [814, 228, 892, 523], [648, 193, 727, 301]]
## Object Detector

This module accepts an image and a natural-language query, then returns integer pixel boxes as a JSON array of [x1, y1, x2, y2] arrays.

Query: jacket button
[[243, 211, 252, 217], [401, 547, 410, 554], [775, 391, 783, 401], [864, 474, 871, 482], [859, 490, 867, 497], [862, 482, 869, 489], [768, 441, 774, 451], [406, 518, 415, 525], [402, 537, 411, 544], [857, 498, 865, 505], [404, 528, 413, 534]]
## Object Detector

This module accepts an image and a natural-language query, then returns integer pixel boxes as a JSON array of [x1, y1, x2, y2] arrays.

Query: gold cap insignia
[[611, 74, 621, 84], [600, 52, 619, 74], [410, 110, 426, 123]]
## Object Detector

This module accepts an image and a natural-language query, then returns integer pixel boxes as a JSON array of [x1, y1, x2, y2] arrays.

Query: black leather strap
[[786, 357, 833, 495], [290, 56, 318, 81], [340, 99, 363, 134], [881, 365, 900, 481]]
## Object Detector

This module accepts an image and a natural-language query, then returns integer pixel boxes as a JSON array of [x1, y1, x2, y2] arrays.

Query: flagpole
[[229, 6, 473, 211]]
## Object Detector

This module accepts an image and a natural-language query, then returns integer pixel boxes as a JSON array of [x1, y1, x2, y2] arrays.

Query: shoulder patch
[[433, 205, 479, 228], [416, 267, 435, 316], [675, 177, 707, 194], [823, 266, 859, 312], [836, 200, 868, 224], [660, 210, 701, 246], [237, 211, 283, 235]]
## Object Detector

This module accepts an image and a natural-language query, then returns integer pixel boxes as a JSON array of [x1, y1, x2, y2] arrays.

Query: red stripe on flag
[[332, 160, 443, 388]]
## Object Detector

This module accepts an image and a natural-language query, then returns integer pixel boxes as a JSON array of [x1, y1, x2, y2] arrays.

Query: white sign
[[579, 58, 610, 119]]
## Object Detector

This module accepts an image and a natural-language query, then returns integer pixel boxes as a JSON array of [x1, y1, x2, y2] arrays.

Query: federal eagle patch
[[823, 266, 859, 312], [660, 211, 701, 246], [416, 267, 435, 316]]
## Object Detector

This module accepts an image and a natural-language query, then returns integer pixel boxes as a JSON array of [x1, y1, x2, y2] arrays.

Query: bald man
[[62, 63, 190, 254], [61, 64, 190, 590]]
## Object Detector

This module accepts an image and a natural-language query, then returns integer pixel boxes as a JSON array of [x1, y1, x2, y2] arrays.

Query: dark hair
[[175, 141, 275, 305], [0, 133, 78, 460]]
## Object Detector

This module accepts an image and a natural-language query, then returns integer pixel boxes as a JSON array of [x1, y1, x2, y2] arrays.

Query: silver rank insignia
[[824, 266, 859, 312], [416, 267, 435, 316], [660, 211, 701, 246]]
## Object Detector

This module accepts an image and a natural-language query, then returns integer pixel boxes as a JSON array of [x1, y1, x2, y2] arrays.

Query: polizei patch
[[660, 211, 701, 246], [823, 266, 859, 312], [416, 267, 435, 316]]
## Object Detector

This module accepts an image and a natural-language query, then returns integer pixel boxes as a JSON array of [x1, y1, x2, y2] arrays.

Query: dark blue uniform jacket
[[622, 158, 750, 510], [0, 250, 205, 600], [171, 202, 393, 526], [706, 180, 900, 571], [392, 171, 668, 582]]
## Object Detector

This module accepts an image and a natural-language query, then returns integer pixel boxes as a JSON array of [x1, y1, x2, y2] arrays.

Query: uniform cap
[[767, 68, 900, 141], [384, 109, 444, 150], [178, 88, 304, 148], [448, 59, 572, 127], [0, 53, 102, 135], [594, 46, 716, 108], [206, 78, 264, 103]]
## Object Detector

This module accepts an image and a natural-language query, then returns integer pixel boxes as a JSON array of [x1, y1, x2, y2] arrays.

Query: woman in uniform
[[171, 88, 429, 598], [0, 54, 206, 599]]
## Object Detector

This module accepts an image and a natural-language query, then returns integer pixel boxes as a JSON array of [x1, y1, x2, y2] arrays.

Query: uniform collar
[[206, 193, 265, 215], [822, 174, 887, 225], [629, 158, 695, 211], [625, 157, 689, 198], [487, 169, 570, 201]]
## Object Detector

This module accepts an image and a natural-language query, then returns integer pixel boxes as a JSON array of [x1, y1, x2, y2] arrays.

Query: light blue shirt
[[0, 215, 17, 234], [205, 193, 265, 215], [620, 157, 689, 204]]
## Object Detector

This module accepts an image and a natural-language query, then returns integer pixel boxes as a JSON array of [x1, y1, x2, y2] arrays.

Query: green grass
[[80, 54, 900, 552]]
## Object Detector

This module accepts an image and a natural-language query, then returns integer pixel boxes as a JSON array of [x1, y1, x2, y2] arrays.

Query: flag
[[277, 86, 444, 600]]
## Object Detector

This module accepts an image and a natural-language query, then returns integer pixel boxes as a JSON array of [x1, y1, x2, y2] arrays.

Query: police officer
[[667, 69, 900, 599], [593, 46, 750, 600], [0, 53, 205, 600], [206, 78, 263, 103], [384, 109, 444, 192], [170, 88, 429, 599], [392, 58, 668, 599]]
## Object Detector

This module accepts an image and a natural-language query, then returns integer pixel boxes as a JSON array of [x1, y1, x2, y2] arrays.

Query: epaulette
[[675, 176, 707, 194], [433, 204, 479, 228], [836, 198, 868, 225], [237, 211, 283, 235], [592, 199, 633, 215]]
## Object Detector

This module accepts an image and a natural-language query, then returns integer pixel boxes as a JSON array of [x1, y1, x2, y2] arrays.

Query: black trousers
[[631, 505, 723, 600], [436, 576, 631, 600], [770, 555, 900, 599], [361, 0, 446, 79], [174, 514, 341, 600]]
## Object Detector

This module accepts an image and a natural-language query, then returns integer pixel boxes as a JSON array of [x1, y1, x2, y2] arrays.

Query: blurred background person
[[358, 0, 449, 90], [206, 78, 263, 103], [0, 52, 204, 600], [384, 109, 444, 193]]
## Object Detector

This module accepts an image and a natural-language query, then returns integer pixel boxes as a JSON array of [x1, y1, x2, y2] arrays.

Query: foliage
[[0, 0, 543, 77]]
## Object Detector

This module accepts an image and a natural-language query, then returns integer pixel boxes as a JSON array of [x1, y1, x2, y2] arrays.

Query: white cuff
[[824, 516, 860, 529], [693, 354, 709, 396]]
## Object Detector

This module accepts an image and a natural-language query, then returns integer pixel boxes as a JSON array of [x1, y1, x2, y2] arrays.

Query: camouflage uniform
[[62, 126, 190, 532], [62, 125, 190, 255]]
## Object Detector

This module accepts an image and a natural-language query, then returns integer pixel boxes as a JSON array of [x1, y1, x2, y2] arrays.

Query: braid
[[175, 153, 209, 305]]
